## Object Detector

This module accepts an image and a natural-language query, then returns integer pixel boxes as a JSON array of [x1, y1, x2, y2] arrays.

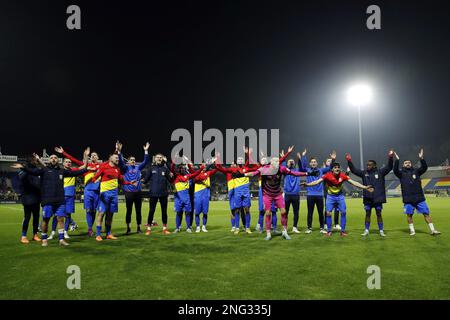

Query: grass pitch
[[0, 197, 449, 300]]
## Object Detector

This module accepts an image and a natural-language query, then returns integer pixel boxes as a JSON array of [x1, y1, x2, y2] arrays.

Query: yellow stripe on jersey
[[64, 176, 75, 188], [175, 181, 190, 192], [233, 177, 249, 188], [84, 172, 95, 185], [327, 184, 344, 195], [100, 179, 118, 193], [227, 179, 235, 191], [195, 177, 210, 193]]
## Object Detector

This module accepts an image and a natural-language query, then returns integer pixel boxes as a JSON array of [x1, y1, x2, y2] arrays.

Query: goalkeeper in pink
[[243, 156, 313, 240]]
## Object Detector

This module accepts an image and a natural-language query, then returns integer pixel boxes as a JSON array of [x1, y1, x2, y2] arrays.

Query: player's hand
[[83, 147, 90, 158], [288, 145, 295, 153], [32, 153, 40, 160], [366, 186, 374, 193], [131, 181, 139, 187], [162, 156, 167, 163], [419, 148, 424, 159], [388, 149, 394, 158], [116, 141, 123, 152], [11, 163, 24, 169], [302, 148, 307, 157], [345, 153, 352, 161], [280, 149, 285, 158], [143, 142, 150, 151], [54, 146, 64, 154], [330, 150, 337, 160]]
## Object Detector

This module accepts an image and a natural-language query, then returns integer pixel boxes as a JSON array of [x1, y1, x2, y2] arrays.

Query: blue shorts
[[228, 190, 236, 211], [174, 191, 192, 213], [403, 201, 430, 215], [326, 194, 346, 213], [194, 189, 210, 214], [65, 195, 75, 214], [98, 190, 118, 213], [42, 204, 66, 219], [234, 187, 251, 209], [364, 202, 383, 211], [84, 189, 99, 212]]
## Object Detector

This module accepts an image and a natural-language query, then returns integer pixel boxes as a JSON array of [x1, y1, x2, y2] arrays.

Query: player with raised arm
[[298, 149, 336, 234], [55, 146, 105, 237], [12, 152, 89, 247], [192, 159, 217, 232], [393, 149, 440, 236], [244, 152, 310, 241], [170, 157, 205, 233], [91, 153, 137, 241], [302, 162, 374, 237], [347, 150, 394, 237], [256, 152, 278, 234], [116, 141, 150, 234]]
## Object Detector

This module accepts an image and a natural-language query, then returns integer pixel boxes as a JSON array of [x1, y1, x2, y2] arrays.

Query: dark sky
[[1, 0, 449, 167]]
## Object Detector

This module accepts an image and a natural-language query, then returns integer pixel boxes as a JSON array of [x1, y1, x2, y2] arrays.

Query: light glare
[[347, 84, 373, 107]]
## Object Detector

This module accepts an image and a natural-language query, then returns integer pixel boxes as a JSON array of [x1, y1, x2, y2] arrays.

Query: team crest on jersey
[[375, 174, 379, 179], [412, 174, 416, 179], [339, 178, 342, 182], [59, 174, 63, 180], [161, 171, 165, 176]]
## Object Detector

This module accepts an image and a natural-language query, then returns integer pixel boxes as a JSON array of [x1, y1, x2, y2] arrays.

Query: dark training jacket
[[22, 165, 87, 206], [143, 163, 172, 197], [393, 159, 427, 204], [17, 166, 41, 206], [348, 156, 393, 204]]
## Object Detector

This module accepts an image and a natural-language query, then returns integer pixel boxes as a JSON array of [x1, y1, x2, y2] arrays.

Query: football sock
[[86, 211, 94, 230], [272, 211, 278, 229], [245, 212, 251, 228], [202, 214, 207, 226], [428, 223, 435, 232], [365, 222, 370, 230], [185, 212, 192, 229], [58, 229, 64, 241], [176, 212, 183, 229], [341, 212, 347, 231], [22, 230, 26, 237], [195, 213, 200, 227], [96, 225, 102, 236], [326, 215, 332, 231], [41, 233, 47, 240], [234, 212, 240, 228], [378, 222, 383, 231], [231, 215, 235, 228], [265, 214, 271, 231], [408, 223, 415, 233]]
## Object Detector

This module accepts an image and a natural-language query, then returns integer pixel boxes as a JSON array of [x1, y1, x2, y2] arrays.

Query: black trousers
[[22, 203, 40, 235], [125, 192, 142, 225], [285, 194, 300, 228], [148, 196, 168, 225], [307, 195, 324, 229]]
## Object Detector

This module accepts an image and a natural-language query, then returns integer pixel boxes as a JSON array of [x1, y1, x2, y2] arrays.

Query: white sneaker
[[319, 229, 328, 234], [380, 230, 386, 237], [59, 240, 70, 246], [281, 231, 291, 240], [195, 226, 201, 233], [41, 240, 48, 247], [64, 231, 70, 239], [334, 224, 342, 231], [292, 227, 300, 234], [264, 233, 272, 241], [305, 228, 312, 234], [431, 230, 441, 236], [201, 225, 208, 233], [410, 230, 416, 236], [174, 228, 181, 233], [186, 228, 192, 233], [361, 229, 369, 236], [47, 231, 55, 240], [255, 224, 260, 232], [231, 227, 236, 232]]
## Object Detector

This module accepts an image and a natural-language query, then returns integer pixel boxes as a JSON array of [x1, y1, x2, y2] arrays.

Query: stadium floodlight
[[347, 83, 373, 169]]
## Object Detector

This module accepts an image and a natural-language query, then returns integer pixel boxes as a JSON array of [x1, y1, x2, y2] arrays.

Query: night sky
[[1, 0, 449, 167]]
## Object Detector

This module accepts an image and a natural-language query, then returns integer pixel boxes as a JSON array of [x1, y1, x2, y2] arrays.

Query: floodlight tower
[[347, 84, 373, 169]]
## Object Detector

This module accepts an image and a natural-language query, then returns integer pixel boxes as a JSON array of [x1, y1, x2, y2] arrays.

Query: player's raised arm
[[56, 146, 84, 166], [380, 150, 394, 176], [417, 148, 428, 176], [393, 152, 402, 178], [347, 178, 374, 192], [302, 177, 324, 187], [138, 142, 150, 171], [346, 153, 363, 177]]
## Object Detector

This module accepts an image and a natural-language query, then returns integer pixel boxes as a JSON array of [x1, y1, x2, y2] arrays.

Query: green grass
[[0, 197, 449, 300]]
